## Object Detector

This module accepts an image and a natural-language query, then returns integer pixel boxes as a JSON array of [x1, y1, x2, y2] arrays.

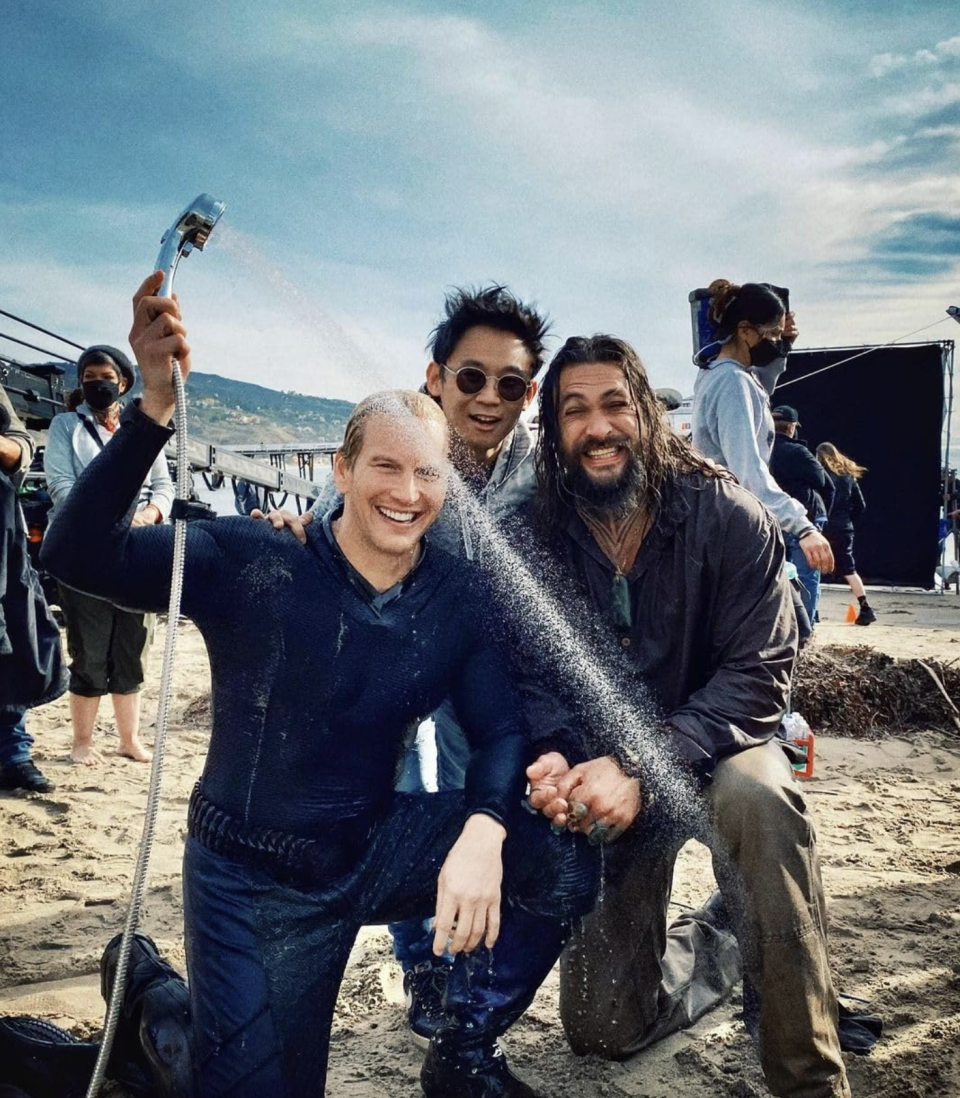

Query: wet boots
[[100, 931, 193, 1098]]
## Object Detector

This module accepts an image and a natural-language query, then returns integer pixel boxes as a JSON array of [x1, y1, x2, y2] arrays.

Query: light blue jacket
[[692, 358, 813, 539], [43, 403, 175, 520], [311, 418, 538, 560]]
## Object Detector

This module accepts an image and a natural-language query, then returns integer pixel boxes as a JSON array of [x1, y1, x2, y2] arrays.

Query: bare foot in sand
[[118, 738, 153, 763], [71, 743, 102, 765]]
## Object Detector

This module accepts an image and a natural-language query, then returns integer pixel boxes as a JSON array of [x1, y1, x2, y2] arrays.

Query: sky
[[2, 1, 959, 408]]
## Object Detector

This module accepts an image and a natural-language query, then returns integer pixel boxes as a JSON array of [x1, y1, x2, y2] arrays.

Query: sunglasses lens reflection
[[497, 376, 528, 401], [454, 368, 487, 395], [450, 366, 529, 402]]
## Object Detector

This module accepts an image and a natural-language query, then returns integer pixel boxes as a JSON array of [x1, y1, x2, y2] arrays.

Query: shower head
[[154, 193, 226, 297]]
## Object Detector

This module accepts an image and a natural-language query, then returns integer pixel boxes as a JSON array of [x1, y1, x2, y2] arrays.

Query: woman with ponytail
[[692, 280, 834, 588], [816, 442, 875, 625]]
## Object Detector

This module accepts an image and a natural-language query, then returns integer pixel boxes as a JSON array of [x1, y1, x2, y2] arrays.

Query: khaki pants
[[560, 741, 851, 1098]]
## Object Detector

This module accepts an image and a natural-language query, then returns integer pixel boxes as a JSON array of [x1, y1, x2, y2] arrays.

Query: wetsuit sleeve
[[40, 403, 223, 615], [449, 585, 530, 830], [666, 495, 797, 771]]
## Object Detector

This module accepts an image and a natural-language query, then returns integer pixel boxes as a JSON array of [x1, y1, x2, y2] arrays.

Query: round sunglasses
[[441, 363, 532, 402]]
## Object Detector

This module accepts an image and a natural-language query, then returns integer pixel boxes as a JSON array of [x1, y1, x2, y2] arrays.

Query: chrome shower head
[[155, 193, 226, 297]]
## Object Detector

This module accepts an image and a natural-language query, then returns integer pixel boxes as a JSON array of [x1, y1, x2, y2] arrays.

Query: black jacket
[[0, 472, 67, 716], [515, 473, 798, 779], [769, 433, 835, 525], [824, 471, 865, 531]]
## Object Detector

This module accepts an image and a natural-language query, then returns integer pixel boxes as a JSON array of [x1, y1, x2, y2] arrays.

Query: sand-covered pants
[[184, 789, 599, 1098], [559, 740, 851, 1098]]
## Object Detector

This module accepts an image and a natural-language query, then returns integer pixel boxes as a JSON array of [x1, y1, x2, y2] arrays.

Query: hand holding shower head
[[86, 192, 224, 1098], [155, 193, 225, 297]]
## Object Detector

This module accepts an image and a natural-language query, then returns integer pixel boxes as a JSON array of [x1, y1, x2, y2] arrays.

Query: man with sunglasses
[[263, 284, 549, 1045]]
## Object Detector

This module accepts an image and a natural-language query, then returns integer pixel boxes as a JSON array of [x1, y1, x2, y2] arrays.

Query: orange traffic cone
[[845, 603, 858, 623]]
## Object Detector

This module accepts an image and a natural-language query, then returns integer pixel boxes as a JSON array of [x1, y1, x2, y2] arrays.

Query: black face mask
[[749, 338, 786, 370], [81, 380, 121, 411]]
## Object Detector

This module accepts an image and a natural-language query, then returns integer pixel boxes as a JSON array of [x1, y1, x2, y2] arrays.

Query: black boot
[[855, 602, 876, 626], [100, 932, 193, 1098], [421, 1038, 543, 1098], [0, 1016, 98, 1098], [0, 760, 55, 793]]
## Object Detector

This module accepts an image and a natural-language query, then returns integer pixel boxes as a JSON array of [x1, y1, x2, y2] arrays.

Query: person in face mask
[[691, 281, 834, 577], [43, 346, 174, 765]]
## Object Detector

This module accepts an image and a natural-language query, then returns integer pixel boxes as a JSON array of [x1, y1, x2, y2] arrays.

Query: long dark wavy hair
[[535, 334, 729, 527]]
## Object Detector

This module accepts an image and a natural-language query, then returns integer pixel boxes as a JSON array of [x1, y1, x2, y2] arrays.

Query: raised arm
[[40, 405, 222, 614], [41, 273, 217, 614]]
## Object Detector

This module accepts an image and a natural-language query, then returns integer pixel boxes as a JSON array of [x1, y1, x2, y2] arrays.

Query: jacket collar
[[556, 474, 694, 578], [482, 417, 534, 497]]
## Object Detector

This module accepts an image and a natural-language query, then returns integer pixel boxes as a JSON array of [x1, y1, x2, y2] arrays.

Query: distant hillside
[[138, 371, 354, 445]]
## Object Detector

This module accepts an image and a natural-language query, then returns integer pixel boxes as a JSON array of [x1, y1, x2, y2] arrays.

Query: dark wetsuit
[[41, 404, 596, 1098]]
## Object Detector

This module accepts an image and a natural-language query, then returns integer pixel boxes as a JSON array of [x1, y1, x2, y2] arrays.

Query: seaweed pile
[[794, 645, 960, 738]]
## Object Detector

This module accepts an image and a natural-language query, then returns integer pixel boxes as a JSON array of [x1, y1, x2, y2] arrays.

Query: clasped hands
[[526, 751, 642, 845]]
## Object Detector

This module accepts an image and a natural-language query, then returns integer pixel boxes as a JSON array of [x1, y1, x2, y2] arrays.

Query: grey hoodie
[[692, 358, 813, 539], [311, 418, 538, 559], [43, 403, 175, 520]]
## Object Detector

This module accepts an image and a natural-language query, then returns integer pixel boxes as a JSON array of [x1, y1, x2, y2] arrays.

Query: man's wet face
[[335, 412, 448, 558], [557, 362, 646, 514], [426, 325, 536, 464]]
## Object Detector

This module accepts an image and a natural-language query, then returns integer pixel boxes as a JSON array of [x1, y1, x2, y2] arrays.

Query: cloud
[[884, 80, 960, 115], [869, 32, 960, 77]]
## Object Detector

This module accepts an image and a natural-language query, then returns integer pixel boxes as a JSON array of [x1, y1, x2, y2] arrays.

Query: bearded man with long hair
[[523, 335, 851, 1098]]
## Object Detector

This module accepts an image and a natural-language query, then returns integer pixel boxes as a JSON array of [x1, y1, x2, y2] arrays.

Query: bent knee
[[559, 971, 655, 1060], [711, 747, 808, 843], [561, 1002, 643, 1061]]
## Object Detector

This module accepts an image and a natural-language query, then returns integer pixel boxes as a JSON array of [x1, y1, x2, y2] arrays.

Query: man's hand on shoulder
[[250, 507, 314, 545], [433, 813, 505, 956]]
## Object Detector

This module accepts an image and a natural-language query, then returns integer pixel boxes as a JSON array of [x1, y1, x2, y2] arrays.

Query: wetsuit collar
[[321, 506, 427, 613]]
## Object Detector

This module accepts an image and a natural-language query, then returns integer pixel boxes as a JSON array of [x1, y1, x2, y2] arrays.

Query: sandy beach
[[2, 585, 958, 1097]]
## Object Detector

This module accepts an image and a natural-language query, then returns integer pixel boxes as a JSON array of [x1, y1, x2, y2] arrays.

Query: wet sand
[[1, 586, 958, 1096]]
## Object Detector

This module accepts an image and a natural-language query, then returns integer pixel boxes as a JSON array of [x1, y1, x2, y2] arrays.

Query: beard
[[562, 436, 648, 517]]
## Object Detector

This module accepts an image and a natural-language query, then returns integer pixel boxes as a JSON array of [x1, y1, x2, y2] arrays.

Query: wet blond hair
[[338, 390, 448, 469], [816, 442, 867, 480]]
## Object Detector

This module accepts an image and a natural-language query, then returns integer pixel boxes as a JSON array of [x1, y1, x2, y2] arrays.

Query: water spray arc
[[85, 194, 225, 1098]]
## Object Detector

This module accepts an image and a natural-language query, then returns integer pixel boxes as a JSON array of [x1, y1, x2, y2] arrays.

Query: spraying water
[[445, 474, 704, 827], [215, 224, 392, 397]]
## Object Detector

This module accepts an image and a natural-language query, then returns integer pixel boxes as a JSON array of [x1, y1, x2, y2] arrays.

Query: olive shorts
[[58, 584, 154, 697]]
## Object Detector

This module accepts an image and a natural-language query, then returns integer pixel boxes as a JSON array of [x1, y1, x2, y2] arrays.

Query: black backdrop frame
[[774, 340, 954, 590]]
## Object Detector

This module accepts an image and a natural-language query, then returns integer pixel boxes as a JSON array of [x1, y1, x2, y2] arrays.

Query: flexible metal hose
[[85, 361, 190, 1097]]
